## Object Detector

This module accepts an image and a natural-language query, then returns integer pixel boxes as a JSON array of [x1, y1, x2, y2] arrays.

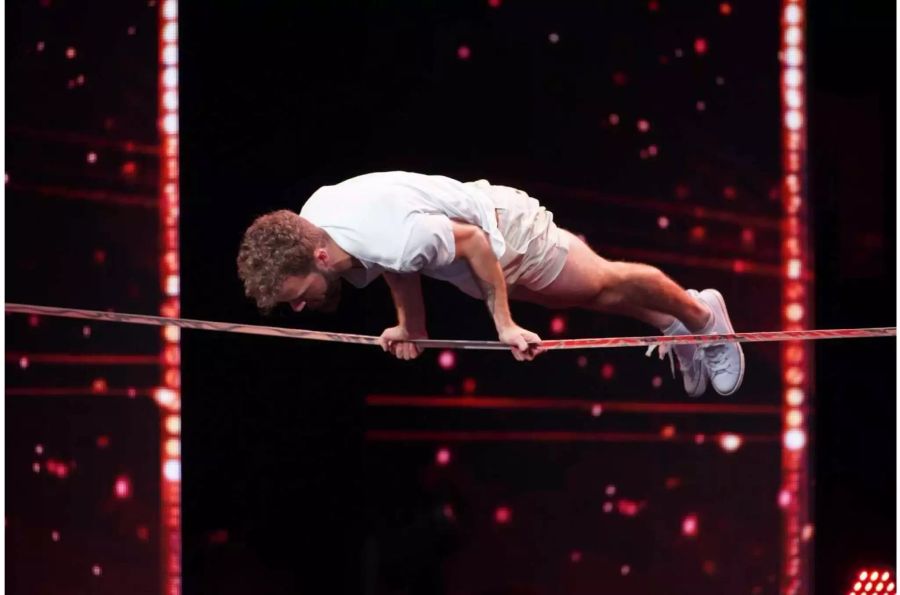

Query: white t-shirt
[[299, 171, 506, 288]]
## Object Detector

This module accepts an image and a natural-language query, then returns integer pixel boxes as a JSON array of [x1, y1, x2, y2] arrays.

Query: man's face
[[277, 267, 342, 313]]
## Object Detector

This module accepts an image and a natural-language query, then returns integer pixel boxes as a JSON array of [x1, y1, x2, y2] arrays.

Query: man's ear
[[314, 247, 329, 266]]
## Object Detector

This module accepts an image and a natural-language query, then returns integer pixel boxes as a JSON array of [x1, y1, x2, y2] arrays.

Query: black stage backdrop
[[179, 2, 895, 594]]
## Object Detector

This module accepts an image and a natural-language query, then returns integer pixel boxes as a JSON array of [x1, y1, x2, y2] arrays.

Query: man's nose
[[291, 300, 306, 312]]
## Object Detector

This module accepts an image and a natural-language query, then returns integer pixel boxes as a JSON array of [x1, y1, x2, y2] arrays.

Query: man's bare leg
[[512, 230, 710, 332]]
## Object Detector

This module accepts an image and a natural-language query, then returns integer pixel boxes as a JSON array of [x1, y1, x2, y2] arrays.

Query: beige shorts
[[427, 180, 570, 299]]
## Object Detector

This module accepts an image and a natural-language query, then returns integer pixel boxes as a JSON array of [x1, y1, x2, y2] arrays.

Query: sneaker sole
[[705, 288, 745, 396]]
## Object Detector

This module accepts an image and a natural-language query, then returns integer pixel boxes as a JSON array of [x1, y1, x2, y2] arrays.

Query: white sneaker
[[646, 290, 707, 397], [696, 288, 745, 396]]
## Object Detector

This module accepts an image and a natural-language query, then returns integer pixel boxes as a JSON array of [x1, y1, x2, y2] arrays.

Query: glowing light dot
[[32, 462, 40, 473], [36, 41, 45, 51], [570, 550, 582, 563], [694, 434, 705, 445], [674, 48, 684, 58], [600, 363, 615, 380], [719, 433, 742, 452], [784, 429, 806, 450], [35, 444, 44, 455], [162, 66, 178, 88], [605, 485, 616, 496], [165, 438, 181, 457], [51, 530, 60, 542], [165, 415, 181, 435], [866, 583, 873, 592], [648, 1, 659, 12], [784, 4, 803, 24], [550, 315, 566, 335], [860, 573, 869, 582], [127, 387, 137, 398], [690, 226, 706, 242], [621, 565, 631, 576], [786, 89, 803, 109], [609, 113, 620, 125], [657, 216, 669, 229], [163, 460, 181, 482], [786, 410, 803, 427], [65, 47, 76, 59], [462, 377, 477, 394], [778, 489, 792, 508], [785, 26, 802, 45], [162, 0, 177, 19], [652, 375, 663, 388], [438, 350, 456, 370], [494, 506, 511, 524], [19, 357, 29, 369], [548, 32, 560, 44], [114, 475, 132, 499], [576, 355, 588, 368], [457, 45, 471, 60], [682, 514, 699, 537], [488, 0, 502, 7], [163, 89, 178, 111], [162, 23, 177, 42], [785, 303, 804, 322], [161, 114, 180, 137], [647, 145, 658, 156], [96, 435, 110, 448], [612, 72, 628, 86], [784, 47, 803, 66], [784, 68, 803, 88], [883, 574, 891, 582], [163, 44, 178, 66], [127, 26, 136, 35], [719, 2, 732, 15], [696, 100, 706, 111], [887, 582, 894, 592], [154, 388, 178, 407], [637, 119, 650, 132], [877, 583, 884, 592], [590, 404, 603, 417], [91, 378, 108, 393], [787, 258, 802, 279], [602, 501, 613, 513], [86, 152, 98, 164], [92, 565, 102, 577], [694, 38, 708, 55], [436, 447, 451, 466]]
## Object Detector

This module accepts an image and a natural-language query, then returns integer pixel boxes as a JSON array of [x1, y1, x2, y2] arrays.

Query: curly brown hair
[[237, 210, 325, 311]]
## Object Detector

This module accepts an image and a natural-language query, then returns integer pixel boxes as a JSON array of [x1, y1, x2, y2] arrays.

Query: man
[[237, 171, 744, 396]]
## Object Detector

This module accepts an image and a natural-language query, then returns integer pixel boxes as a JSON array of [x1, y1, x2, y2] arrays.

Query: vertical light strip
[[779, 2, 810, 594], [158, 1, 181, 594]]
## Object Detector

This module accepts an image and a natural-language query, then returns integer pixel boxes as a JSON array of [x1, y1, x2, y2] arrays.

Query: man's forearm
[[383, 272, 427, 331], [465, 250, 514, 332]]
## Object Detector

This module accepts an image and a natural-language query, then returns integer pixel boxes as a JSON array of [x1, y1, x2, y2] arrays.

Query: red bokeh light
[[136, 525, 150, 541], [608, 113, 620, 125], [462, 377, 477, 394], [114, 475, 132, 499], [674, 184, 691, 199], [600, 363, 615, 380], [636, 119, 650, 132], [651, 375, 663, 388], [550, 315, 566, 335], [91, 378, 108, 394], [442, 504, 455, 520], [121, 161, 138, 177], [661, 424, 676, 439], [694, 37, 708, 55], [720, 2, 732, 15], [438, 350, 456, 370], [647, 1, 659, 11], [723, 186, 737, 200], [682, 514, 699, 537], [488, 0, 501, 7], [612, 71, 628, 86], [436, 447, 451, 466], [457, 45, 471, 60], [494, 506, 511, 524], [96, 435, 110, 448], [689, 226, 706, 242], [570, 550, 582, 563]]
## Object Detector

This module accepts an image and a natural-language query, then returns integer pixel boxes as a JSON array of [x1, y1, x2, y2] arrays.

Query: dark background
[[4, 0, 894, 594], [178, 2, 894, 594]]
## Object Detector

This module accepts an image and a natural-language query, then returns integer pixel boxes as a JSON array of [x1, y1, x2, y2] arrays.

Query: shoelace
[[702, 343, 735, 376], [646, 343, 705, 378]]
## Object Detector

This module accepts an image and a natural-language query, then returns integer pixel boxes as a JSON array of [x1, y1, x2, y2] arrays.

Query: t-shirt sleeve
[[398, 213, 457, 272]]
